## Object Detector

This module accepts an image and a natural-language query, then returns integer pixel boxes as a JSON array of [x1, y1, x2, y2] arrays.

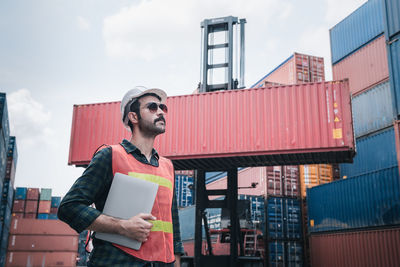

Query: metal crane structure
[[193, 16, 261, 267], [199, 16, 246, 92]]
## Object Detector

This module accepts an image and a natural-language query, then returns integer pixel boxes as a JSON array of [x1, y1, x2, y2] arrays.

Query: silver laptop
[[95, 172, 159, 250]]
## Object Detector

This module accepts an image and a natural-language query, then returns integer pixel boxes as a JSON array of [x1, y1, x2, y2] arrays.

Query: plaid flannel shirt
[[58, 139, 184, 266]]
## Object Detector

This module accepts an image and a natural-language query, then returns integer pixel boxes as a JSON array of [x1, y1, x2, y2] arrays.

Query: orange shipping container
[[332, 35, 389, 96], [300, 164, 333, 197], [38, 201, 51, 214], [8, 235, 78, 252], [5, 251, 77, 267], [10, 218, 76, 235]]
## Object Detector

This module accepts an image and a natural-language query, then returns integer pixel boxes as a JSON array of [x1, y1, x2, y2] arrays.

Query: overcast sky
[[1, 0, 366, 196]]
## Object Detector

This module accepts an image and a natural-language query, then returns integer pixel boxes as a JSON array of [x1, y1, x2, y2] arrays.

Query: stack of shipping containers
[[205, 166, 303, 266], [12, 188, 61, 220], [0, 92, 16, 267], [251, 52, 338, 265], [307, 0, 400, 265], [6, 219, 78, 267]]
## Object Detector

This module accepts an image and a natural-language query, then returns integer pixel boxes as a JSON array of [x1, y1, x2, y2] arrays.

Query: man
[[58, 86, 184, 266]]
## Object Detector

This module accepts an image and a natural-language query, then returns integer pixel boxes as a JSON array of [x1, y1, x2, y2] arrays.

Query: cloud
[[7, 89, 55, 147], [102, 0, 293, 61], [325, 0, 367, 27], [77, 16, 91, 31], [298, 25, 333, 80]]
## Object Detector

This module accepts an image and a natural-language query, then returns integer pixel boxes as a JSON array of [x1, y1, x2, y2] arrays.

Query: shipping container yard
[[1, 0, 400, 266]]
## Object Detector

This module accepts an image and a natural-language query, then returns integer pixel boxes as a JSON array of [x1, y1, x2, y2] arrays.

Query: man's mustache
[[154, 117, 166, 123]]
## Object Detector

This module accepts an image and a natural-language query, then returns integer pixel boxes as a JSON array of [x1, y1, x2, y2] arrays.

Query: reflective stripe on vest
[[148, 220, 173, 233], [128, 172, 173, 191]]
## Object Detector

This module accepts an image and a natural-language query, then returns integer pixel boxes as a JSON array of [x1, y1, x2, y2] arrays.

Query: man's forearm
[[87, 214, 124, 235], [87, 213, 155, 242]]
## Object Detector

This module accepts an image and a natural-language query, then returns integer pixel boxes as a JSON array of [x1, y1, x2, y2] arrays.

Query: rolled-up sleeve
[[58, 147, 113, 233]]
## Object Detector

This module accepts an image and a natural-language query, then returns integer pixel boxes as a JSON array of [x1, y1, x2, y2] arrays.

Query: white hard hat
[[121, 86, 167, 130]]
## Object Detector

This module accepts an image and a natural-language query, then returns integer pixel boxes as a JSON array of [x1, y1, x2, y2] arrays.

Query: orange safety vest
[[109, 144, 175, 263]]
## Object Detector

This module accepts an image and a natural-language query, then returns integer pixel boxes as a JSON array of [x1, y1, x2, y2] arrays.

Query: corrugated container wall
[[206, 166, 300, 198], [251, 53, 324, 88], [265, 197, 302, 240], [386, 32, 400, 117], [69, 81, 355, 169], [267, 240, 303, 267], [330, 0, 384, 64], [299, 164, 333, 197], [309, 228, 400, 267], [332, 35, 389, 95], [5, 252, 77, 267], [340, 126, 397, 178], [307, 166, 400, 233], [383, 0, 400, 39], [352, 81, 395, 137]]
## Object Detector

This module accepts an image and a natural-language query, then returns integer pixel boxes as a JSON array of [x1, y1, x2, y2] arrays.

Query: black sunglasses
[[146, 102, 168, 113]]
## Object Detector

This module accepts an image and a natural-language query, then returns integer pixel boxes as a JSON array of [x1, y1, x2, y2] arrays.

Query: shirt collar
[[120, 139, 160, 159]]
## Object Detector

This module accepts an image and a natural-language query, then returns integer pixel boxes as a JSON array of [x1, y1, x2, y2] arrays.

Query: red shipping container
[[282, 166, 299, 197], [206, 166, 299, 197], [38, 200, 51, 214], [266, 166, 299, 197], [23, 213, 36, 219], [24, 200, 38, 213], [266, 166, 282, 196], [309, 228, 400, 267], [6, 252, 77, 267], [11, 213, 23, 219], [10, 218, 76, 235], [12, 200, 25, 213], [333, 35, 389, 96], [254, 52, 325, 87], [50, 207, 58, 214], [8, 235, 78, 252], [26, 188, 40, 200], [68, 81, 355, 170]]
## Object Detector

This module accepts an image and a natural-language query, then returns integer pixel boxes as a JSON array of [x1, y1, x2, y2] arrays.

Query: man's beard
[[138, 117, 166, 137]]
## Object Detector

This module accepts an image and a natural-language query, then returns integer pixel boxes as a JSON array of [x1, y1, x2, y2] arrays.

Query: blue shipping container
[[48, 213, 58, 220], [0, 135, 6, 184], [340, 126, 397, 178], [307, 165, 400, 233], [268, 241, 303, 267], [387, 32, 400, 117], [383, 0, 400, 39], [7, 136, 17, 166], [330, 0, 384, 64], [0, 94, 10, 153], [1, 225, 9, 252], [266, 197, 302, 239], [51, 196, 61, 208], [352, 81, 395, 137], [37, 213, 49, 220], [15, 187, 27, 200], [175, 174, 194, 207], [2, 180, 14, 208]]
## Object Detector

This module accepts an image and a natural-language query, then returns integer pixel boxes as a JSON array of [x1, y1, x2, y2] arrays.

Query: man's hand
[[87, 213, 156, 243], [119, 213, 156, 242]]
